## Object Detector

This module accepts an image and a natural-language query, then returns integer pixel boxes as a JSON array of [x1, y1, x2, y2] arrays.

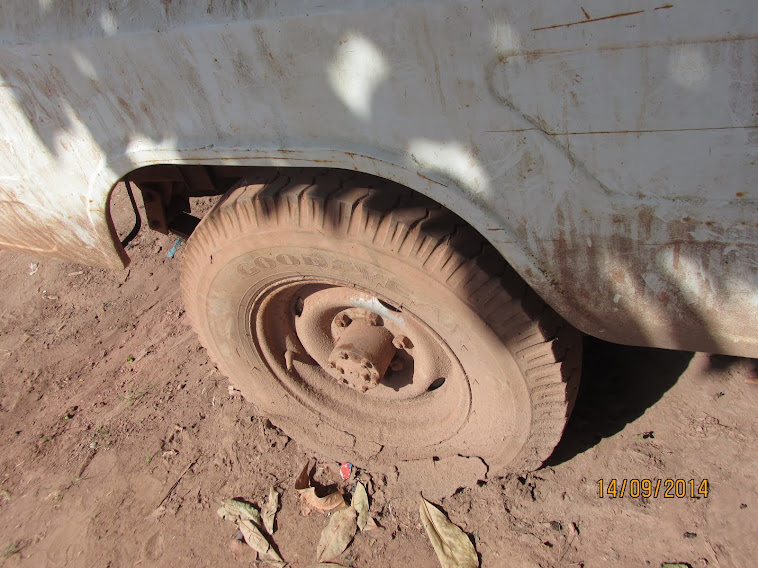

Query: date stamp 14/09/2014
[[597, 479, 709, 499]]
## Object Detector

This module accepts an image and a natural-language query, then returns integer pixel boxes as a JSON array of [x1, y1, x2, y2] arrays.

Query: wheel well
[[120, 163, 573, 342], [122, 164, 248, 239], [123, 164, 477, 241]]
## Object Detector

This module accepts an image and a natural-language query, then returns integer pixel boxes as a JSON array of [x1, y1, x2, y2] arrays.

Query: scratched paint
[[0, 1, 755, 356]]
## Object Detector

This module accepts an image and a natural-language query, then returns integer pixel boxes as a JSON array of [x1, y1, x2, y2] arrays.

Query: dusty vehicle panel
[[0, 0, 756, 356]]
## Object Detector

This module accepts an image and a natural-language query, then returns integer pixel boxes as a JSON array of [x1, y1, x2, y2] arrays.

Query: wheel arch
[[103, 147, 574, 339]]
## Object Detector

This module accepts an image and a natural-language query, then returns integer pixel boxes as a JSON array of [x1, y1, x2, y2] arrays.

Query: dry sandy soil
[[0, 190, 756, 568]]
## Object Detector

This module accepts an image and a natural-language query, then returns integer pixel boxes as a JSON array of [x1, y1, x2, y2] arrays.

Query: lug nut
[[365, 312, 380, 326]]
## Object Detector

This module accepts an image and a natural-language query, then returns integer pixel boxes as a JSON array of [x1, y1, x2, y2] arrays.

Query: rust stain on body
[[553, 125, 758, 136], [673, 244, 680, 270], [420, 19, 446, 109], [532, 10, 645, 32], [491, 34, 758, 68], [486, 125, 758, 137], [416, 172, 449, 187]]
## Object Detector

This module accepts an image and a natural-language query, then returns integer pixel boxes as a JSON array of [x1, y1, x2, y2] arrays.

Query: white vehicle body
[[0, 1, 755, 356]]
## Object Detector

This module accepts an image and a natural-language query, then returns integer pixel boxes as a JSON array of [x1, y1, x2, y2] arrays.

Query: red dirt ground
[[0, 191, 756, 567]]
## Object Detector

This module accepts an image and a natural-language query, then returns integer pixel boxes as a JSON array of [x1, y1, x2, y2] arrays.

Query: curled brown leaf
[[295, 461, 312, 490], [298, 487, 348, 516]]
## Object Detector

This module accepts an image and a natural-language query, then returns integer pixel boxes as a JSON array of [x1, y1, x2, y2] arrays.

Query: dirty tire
[[181, 169, 581, 481]]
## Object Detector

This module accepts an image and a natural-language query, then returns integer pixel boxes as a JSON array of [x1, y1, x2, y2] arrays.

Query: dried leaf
[[315, 507, 357, 563], [295, 461, 312, 490], [217, 498, 261, 525], [298, 487, 348, 516], [351, 482, 377, 532], [238, 518, 284, 563], [262, 487, 280, 534], [419, 496, 478, 568]]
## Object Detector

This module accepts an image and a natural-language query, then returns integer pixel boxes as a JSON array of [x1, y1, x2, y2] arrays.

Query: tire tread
[[181, 169, 581, 475]]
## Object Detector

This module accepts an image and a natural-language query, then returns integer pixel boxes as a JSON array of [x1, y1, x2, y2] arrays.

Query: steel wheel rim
[[245, 276, 472, 450]]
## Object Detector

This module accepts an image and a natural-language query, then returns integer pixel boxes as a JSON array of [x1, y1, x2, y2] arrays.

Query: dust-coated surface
[[0, 196, 756, 567]]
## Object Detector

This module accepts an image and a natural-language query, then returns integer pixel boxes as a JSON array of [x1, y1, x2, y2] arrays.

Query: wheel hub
[[327, 313, 396, 392], [289, 284, 462, 402]]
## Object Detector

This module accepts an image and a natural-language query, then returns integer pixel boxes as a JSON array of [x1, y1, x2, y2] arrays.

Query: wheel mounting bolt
[[366, 312, 380, 326], [335, 314, 351, 328]]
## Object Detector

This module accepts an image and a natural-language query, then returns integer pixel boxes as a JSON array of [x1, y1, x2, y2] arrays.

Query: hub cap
[[327, 312, 396, 392]]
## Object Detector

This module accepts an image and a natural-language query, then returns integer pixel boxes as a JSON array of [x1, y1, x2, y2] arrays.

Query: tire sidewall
[[188, 228, 533, 468]]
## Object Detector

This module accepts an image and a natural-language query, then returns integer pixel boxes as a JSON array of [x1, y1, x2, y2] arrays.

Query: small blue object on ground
[[168, 237, 184, 259]]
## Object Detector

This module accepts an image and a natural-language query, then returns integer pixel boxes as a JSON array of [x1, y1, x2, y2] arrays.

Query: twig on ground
[[157, 454, 200, 508]]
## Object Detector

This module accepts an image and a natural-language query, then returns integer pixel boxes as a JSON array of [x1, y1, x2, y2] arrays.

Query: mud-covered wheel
[[181, 169, 581, 484]]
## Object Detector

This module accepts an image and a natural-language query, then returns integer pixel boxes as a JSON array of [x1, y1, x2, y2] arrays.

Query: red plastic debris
[[339, 462, 353, 480]]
